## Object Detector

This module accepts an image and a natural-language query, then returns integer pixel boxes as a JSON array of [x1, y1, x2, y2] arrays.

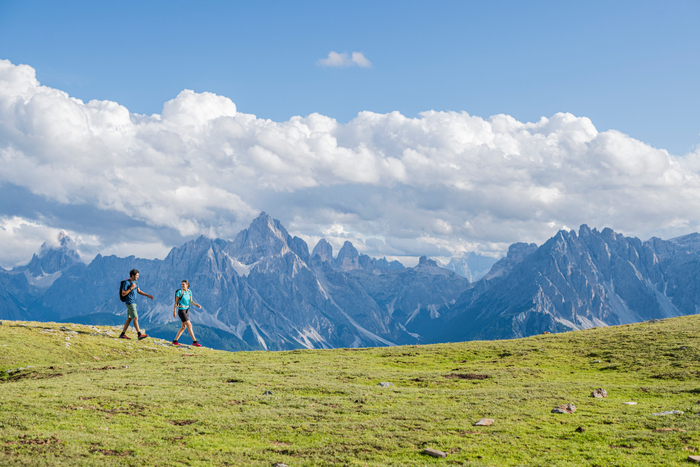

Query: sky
[[0, 0, 699, 268]]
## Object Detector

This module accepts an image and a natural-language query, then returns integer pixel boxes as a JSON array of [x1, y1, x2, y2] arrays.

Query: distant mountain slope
[[4, 213, 468, 350], [5, 218, 700, 349], [434, 225, 700, 343]]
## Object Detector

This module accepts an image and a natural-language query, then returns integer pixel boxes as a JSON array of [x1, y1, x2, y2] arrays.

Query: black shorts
[[177, 308, 190, 323]]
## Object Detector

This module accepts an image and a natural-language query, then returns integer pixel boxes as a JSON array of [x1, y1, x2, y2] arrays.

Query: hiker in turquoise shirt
[[172, 279, 203, 347]]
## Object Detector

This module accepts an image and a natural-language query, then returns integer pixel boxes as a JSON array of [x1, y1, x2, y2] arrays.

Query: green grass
[[1, 316, 699, 466]]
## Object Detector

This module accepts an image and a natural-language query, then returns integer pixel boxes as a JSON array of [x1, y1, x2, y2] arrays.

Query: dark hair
[[181, 279, 189, 287], [130, 269, 139, 278]]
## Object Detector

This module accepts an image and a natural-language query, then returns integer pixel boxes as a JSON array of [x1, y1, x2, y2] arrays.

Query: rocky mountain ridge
[[2, 217, 700, 350], [0, 213, 468, 350]]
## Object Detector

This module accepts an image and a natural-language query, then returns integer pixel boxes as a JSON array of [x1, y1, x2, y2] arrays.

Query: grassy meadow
[[1, 316, 699, 466]]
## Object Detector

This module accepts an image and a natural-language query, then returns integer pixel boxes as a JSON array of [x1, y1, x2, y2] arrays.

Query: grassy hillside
[[0, 316, 699, 466]]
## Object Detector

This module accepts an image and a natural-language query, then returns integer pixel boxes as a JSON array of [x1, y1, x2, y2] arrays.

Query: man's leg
[[132, 317, 141, 334], [121, 318, 132, 335]]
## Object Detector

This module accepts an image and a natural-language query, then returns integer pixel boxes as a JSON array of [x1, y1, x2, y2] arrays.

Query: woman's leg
[[186, 321, 196, 342], [175, 322, 187, 341]]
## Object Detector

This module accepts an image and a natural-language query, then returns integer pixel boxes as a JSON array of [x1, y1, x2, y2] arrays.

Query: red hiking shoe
[[138, 333, 149, 340], [119, 333, 131, 339], [172, 340, 181, 346], [192, 341, 202, 347]]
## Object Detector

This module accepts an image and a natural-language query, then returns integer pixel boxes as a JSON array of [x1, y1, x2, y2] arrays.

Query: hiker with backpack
[[172, 279, 203, 347], [119, 269, 153, 340]]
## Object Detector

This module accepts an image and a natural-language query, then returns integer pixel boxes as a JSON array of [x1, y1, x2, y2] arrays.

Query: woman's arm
[[173, 294, 180, 315]]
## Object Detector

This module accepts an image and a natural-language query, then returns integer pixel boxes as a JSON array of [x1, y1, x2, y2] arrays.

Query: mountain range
[[1, 214, 699, 350]]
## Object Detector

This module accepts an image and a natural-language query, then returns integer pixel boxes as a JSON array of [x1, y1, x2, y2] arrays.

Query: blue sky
[[2, 0, 698, 155], [1, 1, 700, 268]]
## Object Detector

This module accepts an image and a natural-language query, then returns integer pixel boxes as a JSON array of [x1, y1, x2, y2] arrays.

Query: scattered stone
[[263, 390, 274, 395], [591, 388, 608, 398], [474, 418, 494, 426], [680, 346, 688, 350], [654, 428, 685, 432], [272, 463, 290, 467], [652, 410, 684, 416], [622, 402, 637, 405], [422, 448, 447, 458], [552, 404, 576, 414], [689, 455, 700, 464], [649, 319, 660, 323], [378, 382, 394, 387], [575, 426, 585, 433], [592, 360, 601, 363]]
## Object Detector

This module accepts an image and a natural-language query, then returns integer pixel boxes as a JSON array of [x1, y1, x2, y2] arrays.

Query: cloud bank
[[1, 59, 699, 268], [318, 51, 372, 68]]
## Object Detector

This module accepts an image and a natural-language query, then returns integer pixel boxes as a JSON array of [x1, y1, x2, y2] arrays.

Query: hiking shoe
[[119, 333, 131, 339], [192, 341, 202, 347], [137, 333, 149, 340], [172, 340, 181, 346]]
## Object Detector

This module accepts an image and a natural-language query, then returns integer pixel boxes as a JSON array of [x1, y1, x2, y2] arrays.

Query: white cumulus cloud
[[318, 51, 372, 68], [0, 59, 699, 268]]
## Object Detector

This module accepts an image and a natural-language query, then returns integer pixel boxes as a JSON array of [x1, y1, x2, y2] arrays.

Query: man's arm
[[136, 288, 153, 300], [121, 281, 136, 297]]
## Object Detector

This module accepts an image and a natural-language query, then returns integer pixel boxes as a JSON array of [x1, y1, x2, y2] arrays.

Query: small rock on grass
[[263, 390, 274, 395], [622, 402, 637, 405], [591, 359, 601, 363], [378, 382, 394, 387], [422, 448, 447, 458], [272, 463, 290, 467], [575, 427, 585, 433], [689, 455, 700, 464], [552, 404, 576, 414], [591, 388, 608, 398], [474, 418, 494, 426], [652, 410, 683, 416]]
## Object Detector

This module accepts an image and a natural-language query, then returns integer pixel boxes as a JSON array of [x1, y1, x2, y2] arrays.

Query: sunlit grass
[[1, 316, 699, 465]]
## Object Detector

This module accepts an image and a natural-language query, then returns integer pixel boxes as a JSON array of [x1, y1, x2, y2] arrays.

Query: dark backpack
[[119, 280, 129, 302]]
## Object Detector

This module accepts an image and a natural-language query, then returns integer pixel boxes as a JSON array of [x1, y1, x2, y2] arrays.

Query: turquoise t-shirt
[[176, 289, 192, 310]]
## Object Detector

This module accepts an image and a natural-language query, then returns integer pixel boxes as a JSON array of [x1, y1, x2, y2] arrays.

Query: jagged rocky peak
[[228, 212, 294, 264], [483, 241, 538, 281], [312, 239, 333, 263], [248, 212, 290, 242], [417, 256, 439, 268], [26, 232, 81, 276], [335, 241, 360, 271], [312, 239, 332, 262], [506, 242, 538, 261], [372, 257, 405, 272], [668, 232, 700, 255]]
